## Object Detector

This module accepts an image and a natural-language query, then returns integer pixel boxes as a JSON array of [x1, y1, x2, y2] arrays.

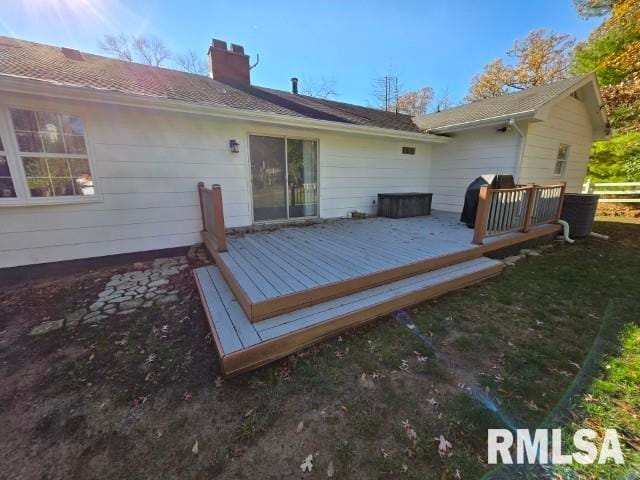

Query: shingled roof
[[413, 75, 593, 132], [0, 36, 422, 133]]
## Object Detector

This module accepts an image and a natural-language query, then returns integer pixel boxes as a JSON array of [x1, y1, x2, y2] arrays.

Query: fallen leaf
[[434, 434, 452, 458], [428, 397, 438, 406], [455, 468, 462, 479], [327, 460, 335, 477], [380, 448, 389, 459], [183, 391, 192, 401], [569, 361, 581, 369], [192, 440, 199, 455], [214, 376, 224, 388], [401, 420, 418, 447], [244, 408, 255, 418], [401, 463, 408, 472], [300, 454, 313, 473], [526, 400, 540, 411], [296, 421, 304, 434]]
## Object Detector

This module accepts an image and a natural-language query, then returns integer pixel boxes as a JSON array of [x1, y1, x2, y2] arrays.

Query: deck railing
[[472, 182, 566, 244], [198, 182, 227, 252]]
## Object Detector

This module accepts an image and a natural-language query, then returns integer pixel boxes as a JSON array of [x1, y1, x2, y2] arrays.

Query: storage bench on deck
[[377, 193, 433, 218]]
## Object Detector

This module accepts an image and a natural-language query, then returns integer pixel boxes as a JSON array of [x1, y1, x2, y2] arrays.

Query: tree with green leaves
[[572, 0, 640, 181]]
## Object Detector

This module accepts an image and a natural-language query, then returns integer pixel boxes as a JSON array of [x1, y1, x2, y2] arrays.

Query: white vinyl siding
[[0, 93, 432, 268], [319, 136, 430, 218], [429, 126, 521, 212], [519, 96, 593, 192]]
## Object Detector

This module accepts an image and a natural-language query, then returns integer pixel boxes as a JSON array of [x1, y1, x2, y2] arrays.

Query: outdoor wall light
[[229, 139, 240, 153]]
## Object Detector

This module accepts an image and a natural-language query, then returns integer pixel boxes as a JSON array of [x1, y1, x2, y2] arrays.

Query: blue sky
[[0, 0, 600, 107]]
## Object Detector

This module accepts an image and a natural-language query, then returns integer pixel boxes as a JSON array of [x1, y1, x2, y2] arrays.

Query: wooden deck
[[209, 211, 560, 321], [195, 257, 504, 376]]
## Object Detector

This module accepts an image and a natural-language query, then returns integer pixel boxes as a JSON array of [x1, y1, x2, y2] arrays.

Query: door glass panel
[[287, 139, 318, 218], [250, 135, 287, 221]]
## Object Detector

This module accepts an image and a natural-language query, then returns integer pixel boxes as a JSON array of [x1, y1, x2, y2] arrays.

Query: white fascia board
[[0, 75, 450, 144], [427, 110, 537, 134]]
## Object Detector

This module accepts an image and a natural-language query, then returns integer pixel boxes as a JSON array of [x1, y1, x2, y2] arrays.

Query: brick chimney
[[208, 39, 250, 85]]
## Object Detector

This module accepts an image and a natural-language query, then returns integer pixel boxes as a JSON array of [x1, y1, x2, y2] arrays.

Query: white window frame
[[554, 143, 570, 177], [0, 99, 102, 207]]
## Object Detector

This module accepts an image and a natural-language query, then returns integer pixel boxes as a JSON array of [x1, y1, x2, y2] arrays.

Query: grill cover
[[460, 174, 515, 227]]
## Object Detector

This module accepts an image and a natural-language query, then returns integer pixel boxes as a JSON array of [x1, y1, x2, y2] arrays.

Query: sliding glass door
[[250, 135, 318, 222]]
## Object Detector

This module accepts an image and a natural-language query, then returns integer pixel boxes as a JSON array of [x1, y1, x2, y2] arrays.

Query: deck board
[[216, 211, 559, 321], [194, 268, 243, 354], [205, 266, 263, 349], [239, 236, 320, 289], [257, 234, 345, 283]]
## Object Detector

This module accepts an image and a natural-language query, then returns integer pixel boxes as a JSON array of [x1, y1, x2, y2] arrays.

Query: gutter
[[509, 117, 526, 183], [0, 75, 450, 144], [426, 110, 536, 134]]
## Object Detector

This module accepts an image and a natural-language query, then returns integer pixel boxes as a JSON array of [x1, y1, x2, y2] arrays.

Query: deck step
[[194, 256, 504, 377]]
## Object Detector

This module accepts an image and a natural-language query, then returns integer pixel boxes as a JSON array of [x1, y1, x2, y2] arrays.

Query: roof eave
[[425, 110, 537, 134], [0, 75, 450, 144]]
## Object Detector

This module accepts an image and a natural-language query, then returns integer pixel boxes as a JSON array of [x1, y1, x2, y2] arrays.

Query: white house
[[0, 36, 607, 270]]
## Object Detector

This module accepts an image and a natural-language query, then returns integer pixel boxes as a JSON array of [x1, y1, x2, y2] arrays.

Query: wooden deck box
[[377, 193, 433, 218]]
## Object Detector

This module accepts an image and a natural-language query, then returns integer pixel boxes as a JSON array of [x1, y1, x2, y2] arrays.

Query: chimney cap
[[212, 38, 227, 50], [230, 43, 245, 54], [291, 77, 299, 94]]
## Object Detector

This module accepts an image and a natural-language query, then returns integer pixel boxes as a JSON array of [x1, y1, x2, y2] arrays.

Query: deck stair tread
[[195, 256, 503, 365]]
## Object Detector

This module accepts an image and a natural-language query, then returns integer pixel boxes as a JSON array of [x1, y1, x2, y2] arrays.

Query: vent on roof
[[61, 47, 84, 61]]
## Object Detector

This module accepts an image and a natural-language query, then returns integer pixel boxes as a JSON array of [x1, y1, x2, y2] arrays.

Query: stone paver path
[[30, 256, 190, 335]]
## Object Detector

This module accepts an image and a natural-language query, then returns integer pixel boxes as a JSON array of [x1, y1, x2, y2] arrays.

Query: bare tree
[[371, 74, 401, 112], [99, 34, 133, 62], [433, 87, 453, 112], [299, 76, 338, 99], [174, 50, 208, 75], [131, 36, 172, 67]]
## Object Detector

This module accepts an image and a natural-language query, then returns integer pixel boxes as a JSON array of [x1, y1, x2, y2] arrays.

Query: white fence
[[582, 180, 640, 203]]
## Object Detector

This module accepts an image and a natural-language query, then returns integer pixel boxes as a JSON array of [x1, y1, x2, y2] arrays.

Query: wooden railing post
[[554, 181, 567, 221], [211, 184, 227, 252], [522, 183, 536, 233], [472, 185, 491, 245]]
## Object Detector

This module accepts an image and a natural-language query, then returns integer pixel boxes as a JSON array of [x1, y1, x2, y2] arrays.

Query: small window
[[402, 146, 416, 155], [554, 143, 569, 176], [0, 135, 17, 198], [10, 108, 94, 197]]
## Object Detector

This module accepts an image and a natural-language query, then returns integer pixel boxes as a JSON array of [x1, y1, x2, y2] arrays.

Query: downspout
[[509, 117, 525, 184]]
